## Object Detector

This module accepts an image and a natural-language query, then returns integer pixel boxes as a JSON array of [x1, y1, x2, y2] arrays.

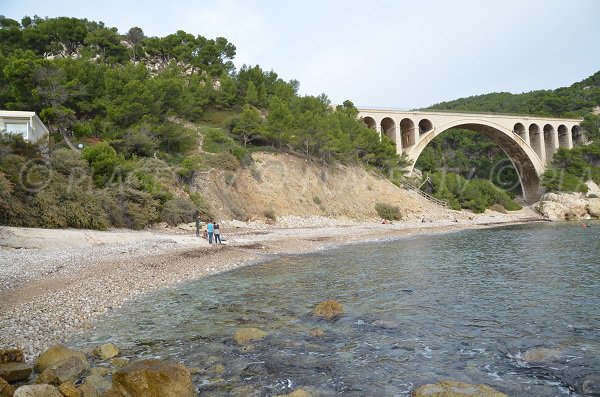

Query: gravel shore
[[0, 211, 543, 361]]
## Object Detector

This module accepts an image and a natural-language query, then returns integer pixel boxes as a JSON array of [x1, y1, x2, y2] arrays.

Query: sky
[[2, 0, 600, 109]]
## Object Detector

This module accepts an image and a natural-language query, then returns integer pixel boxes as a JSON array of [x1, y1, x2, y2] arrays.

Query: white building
[[0, 110, 49, 143]]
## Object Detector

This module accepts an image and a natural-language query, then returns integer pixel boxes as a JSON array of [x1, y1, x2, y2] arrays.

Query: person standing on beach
[[207, 221, 214, 244], [195, 213, 201, 237], [214, 223, 222, 244]]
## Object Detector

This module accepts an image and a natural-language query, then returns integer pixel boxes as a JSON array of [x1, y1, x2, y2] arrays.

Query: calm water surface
[[74, 222, 600, 396]]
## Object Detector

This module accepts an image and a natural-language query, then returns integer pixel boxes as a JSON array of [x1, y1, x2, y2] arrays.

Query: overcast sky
[[2, 0, 599, 109]]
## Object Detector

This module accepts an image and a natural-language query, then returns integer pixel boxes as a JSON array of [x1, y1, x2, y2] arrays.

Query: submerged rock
[[233, 328, 268, 345], [411, 380, 507, 397], [34, 345, 88, 374], [312, 300, 344, 320], [521, 347, 563, 363], [111, 359, 197, 397], [581, 375, 600, 395], [275, 390, 311, 397]]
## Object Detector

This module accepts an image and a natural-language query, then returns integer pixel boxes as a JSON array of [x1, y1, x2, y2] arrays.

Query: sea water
[[73, 222, 600, 396]]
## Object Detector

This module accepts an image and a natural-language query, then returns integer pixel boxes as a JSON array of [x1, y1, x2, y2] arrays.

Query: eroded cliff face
[[192, 152, 454, 222], [535, 182, 600, 220]]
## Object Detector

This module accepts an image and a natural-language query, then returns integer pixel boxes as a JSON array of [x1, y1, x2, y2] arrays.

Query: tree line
[[0, 15, 406, 229]]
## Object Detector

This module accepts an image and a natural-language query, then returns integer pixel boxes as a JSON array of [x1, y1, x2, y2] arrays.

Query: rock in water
[[233, 328, 268, 345], [111, 359, 197, 397], [0, 362, 33, 382], [275, 390, 311, 397], [312, 300, 344, 320], [34, 345, 88, 374], [93, 344, 120, 361], [13, 384, 63, 397], [35, 356, 88, 385], [411, 380, 507, 397]]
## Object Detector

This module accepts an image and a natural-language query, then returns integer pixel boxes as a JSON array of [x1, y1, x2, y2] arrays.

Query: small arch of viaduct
[[358, 108, 584, 203]]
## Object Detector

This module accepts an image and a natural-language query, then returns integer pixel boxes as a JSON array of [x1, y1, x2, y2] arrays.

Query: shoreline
[[0, 211, 545, 361]]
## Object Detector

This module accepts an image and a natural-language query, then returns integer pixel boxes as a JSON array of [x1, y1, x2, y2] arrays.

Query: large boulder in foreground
[[13, 384, 63, 397], [411, 380, 507, 397], [34, 345, 88, 374], [312, 300, 344, 320], [111, 359, 197, 397]]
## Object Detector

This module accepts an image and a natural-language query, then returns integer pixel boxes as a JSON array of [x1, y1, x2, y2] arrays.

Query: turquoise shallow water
[[73, 222, 600, 396]]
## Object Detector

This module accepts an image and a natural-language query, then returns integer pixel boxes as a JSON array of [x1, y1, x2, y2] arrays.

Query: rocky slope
[[535, 182, 600, 220], [193, 152, 454, 222]]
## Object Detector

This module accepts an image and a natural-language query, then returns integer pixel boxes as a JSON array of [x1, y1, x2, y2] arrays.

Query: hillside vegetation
[[417, 71, 600, 202], [0, 15, 408, 229]]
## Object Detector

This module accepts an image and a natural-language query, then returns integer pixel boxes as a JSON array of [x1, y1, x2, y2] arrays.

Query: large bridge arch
[[408, 118, 545, 202]]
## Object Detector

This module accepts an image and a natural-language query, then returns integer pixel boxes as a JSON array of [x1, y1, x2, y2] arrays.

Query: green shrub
[[231, 205, 247, 221], [161, 197, 197, 225], [250, 165, 262, 182], [204, 152, 241, 171], [312, 196, 322, 205], [264, 208, 277, 221], [224, 171, 237, 187], [542, 169, 589, 193], [50, 148, 88, 175], [177, 155, 208, 182], [189, 191, 214, 222], [375, 202, 402, 220], [489, 203, 508, 214]]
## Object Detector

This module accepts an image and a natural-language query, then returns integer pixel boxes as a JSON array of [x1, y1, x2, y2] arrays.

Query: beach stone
[[112, 359, 197, 397], [13, 384, 62, 397], [92, 344, 119, 361], [58, 382, 81, 397], [309, 328, 325, 337], [0, 349, 24, 364], [34, 345, 88, 374], [276, 390, 311, 397], [411, 380, 507, 396], [312, 300, 344, 320], [0, 362, 33, 382], [0, 377, 16, 397], [36, 356, 87, 385], [233, 328, 268, 345], [78, 374, 111, 397]]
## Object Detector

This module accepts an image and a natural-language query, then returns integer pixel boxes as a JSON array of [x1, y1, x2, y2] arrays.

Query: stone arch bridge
[[358, 108, 584, 203]]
